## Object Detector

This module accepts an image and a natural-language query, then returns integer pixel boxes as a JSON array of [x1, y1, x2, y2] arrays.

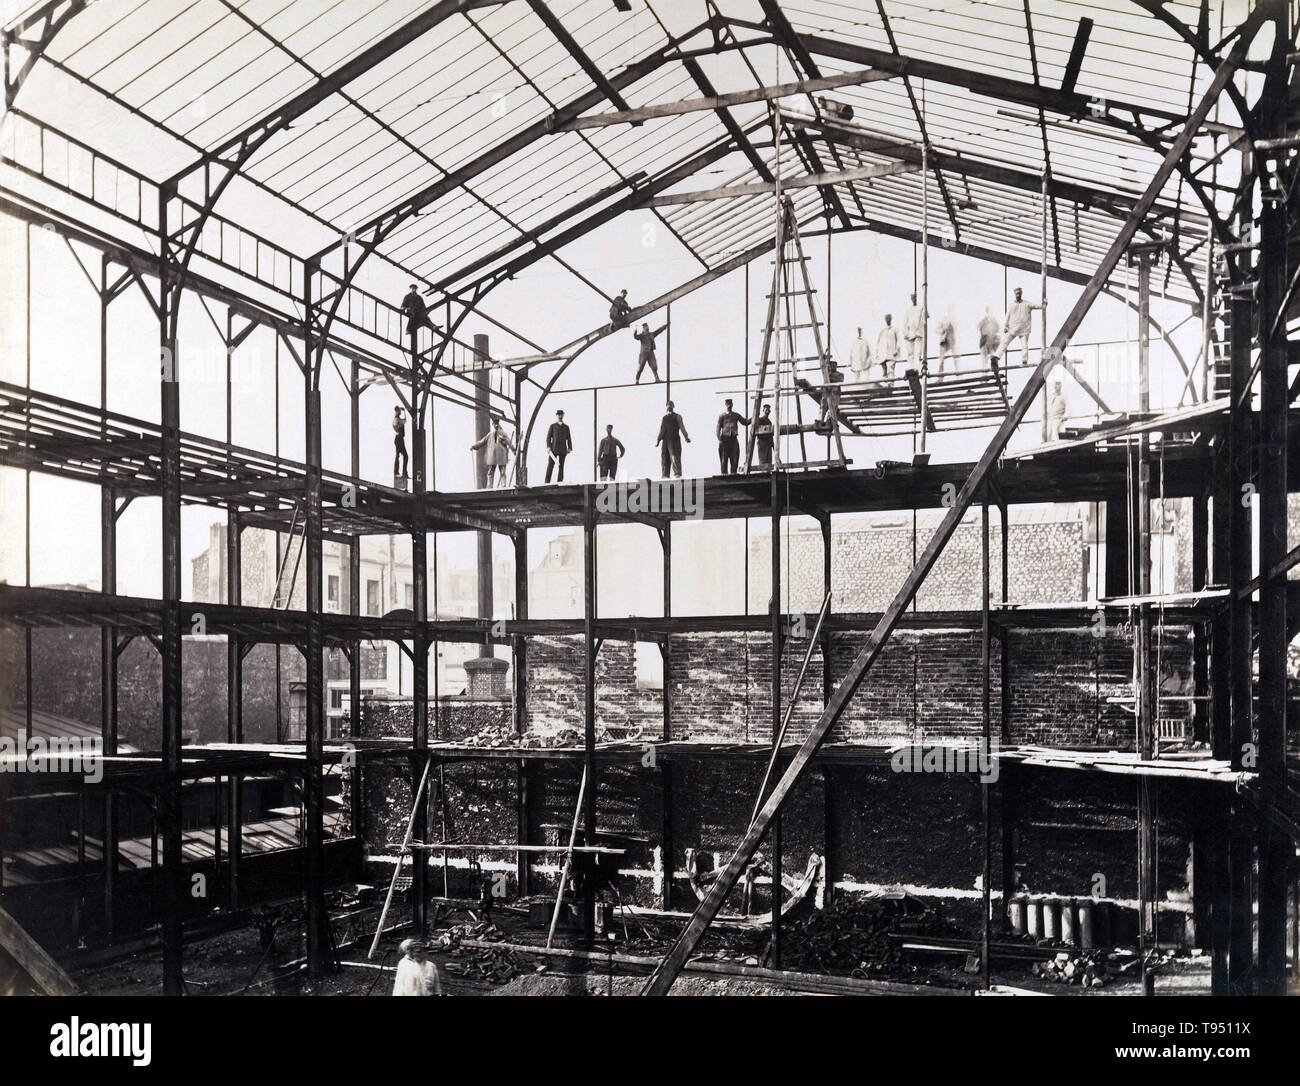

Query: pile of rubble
[[782, 895, 939, 976], [1032, 950, 1112, 987], [435, 920, 527, 985], [451, 725, 584, 749]]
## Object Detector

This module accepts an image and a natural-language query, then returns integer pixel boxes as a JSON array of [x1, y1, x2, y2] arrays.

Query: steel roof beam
[[796, 30, 1242, 138], [526, 0, 629, 112]]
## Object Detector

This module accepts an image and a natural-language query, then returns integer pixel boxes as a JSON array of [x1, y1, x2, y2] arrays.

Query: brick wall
[[747, 511, 1086, 613], [0, 627, 304, 749], [661, 626, 1191, 749]]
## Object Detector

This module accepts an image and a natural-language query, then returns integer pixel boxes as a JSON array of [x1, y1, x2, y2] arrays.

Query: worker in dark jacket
[[609, 289, 631, 331], [656, 400, 690, 478], [753, 404, 775, 469], [400, 284, 439, 342], [715, 398, 750, 475], [393, 406, 409, 479], [633, 322, 666, 383], [544, 409, 573, 483], [597, 424, 625, 480]]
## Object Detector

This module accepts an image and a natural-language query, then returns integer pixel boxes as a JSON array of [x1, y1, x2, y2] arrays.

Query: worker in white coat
[[1004, 287, 1045, 365], [977, 306, 1002, 369], [848, 327, 872, 379], [902, 293, 926, 367], [393, 939, 442, 996], [1046, 377, 1069, 441], [935, 307, 958, 372], [876, 314, 901, 379]]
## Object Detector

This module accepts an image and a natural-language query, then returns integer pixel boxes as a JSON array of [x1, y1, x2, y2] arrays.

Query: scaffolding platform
[[835, 365, 1010, 435]]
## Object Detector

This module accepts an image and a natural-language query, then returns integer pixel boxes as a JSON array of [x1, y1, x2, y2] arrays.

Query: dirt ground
[[68, 898, 1217, 997]]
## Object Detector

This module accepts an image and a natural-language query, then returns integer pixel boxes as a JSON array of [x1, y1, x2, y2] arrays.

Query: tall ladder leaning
[[744, 197, 846, 471]]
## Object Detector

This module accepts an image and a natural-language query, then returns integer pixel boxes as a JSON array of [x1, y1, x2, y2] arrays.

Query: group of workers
[[462, 397, 780, 488], [847, 288, 1046, 380], [393, 281, 1065, 490]]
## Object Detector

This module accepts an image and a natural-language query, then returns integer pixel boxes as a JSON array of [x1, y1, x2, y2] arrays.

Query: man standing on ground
[[753, 403, 775, 469], [1004, 287, 1044, 366], [633, 322, 665, 383], [716, 398, 749, 475], [876, 314, 901, 378], [544, 409, 572, 483], [656, 400, 691, 478], [902, 293, 926, 368], [469, 417, 515, 488], [392, 938, 442, 996], [597, 424, 625, 480], [393, 406, 409, 480]]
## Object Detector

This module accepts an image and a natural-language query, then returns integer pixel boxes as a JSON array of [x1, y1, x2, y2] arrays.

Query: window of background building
[[404, 583, 412, 609], [366, 579, 380, 615], [328, 575, 339, 603]]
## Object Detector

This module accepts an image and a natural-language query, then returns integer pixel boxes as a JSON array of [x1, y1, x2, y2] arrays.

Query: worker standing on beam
[[1004, 287, 1045, 366], [977, 306, 1002, 369], [902, 293, 926, 368], [400, 284, 440, 346], [715, 398, 749, 475], [935, 306, 958, 372], [848, 326, 872, 380], [656, 400, 691, 478], [753, 404, 775, 469], [597, 424, 625, 480], [470, 417, 516, 488], [393, 407, 409, 481], [1046, 377, 1069, 441], [544, 409, 572, 484], [876, 314, 901, 378], [633, 321, 666, 383], [609, 288, 631, 331]]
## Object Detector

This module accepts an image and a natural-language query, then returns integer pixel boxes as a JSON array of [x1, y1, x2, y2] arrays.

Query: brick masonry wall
[[0, 627, 303, 749], [663, 626, 1191, 749], [525, 636, 660, 738], [747, 514, 1085, 613]]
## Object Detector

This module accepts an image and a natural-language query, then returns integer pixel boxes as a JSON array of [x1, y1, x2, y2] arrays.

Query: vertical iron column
[[769, 472, 783, 967], [1132, 245, 1158, 997], [514, 529, 529, 895], [100, 485, 118, 935], [158, 191, 185, 996], [1226, 212, 1255, 995], [1254, 5, 1291, 992], [582, 487, 598, 942], [411, 363, 430, 936], [819, 512, 833, 909], [226, 508, 243, 912], [660, 521, 673, 910], [473, 335, 494, 654], [980, 493, 992, 989], [302, 267, 329, 977], [98, 252, 119, 938], [348, 361, 363, 843], [1209, 415, 1232, 992]]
